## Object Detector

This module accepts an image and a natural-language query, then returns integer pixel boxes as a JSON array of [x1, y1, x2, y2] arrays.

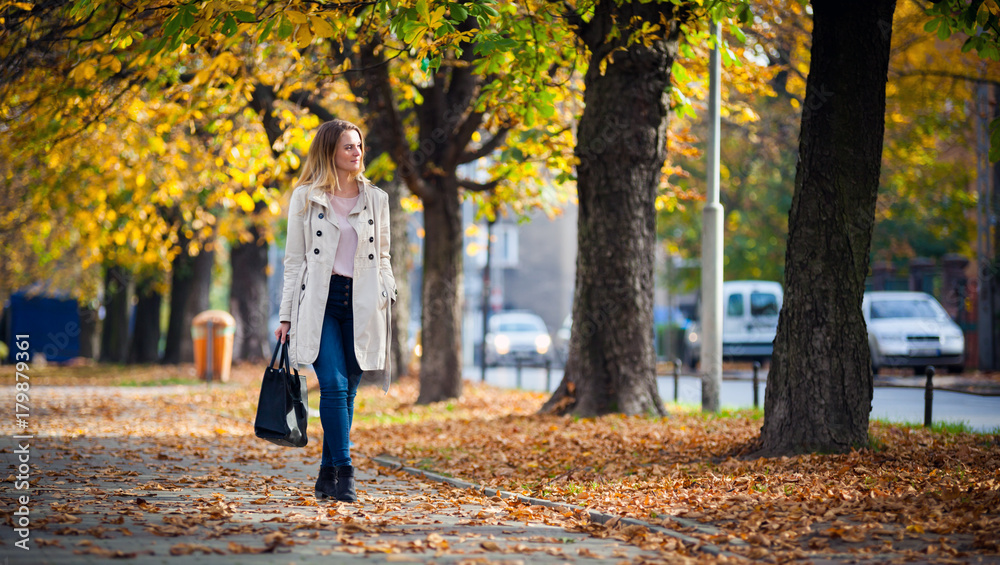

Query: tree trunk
[[541, 1, 677, 417], [386, 180, 412, 379], [756, 0, 896, 456], [129, 275, 162, 363], [78, 303, 100, 359], [230, 226, 269, 362], [416, 179, 464, 403], [985, 84, 1000, 371], [99, 265, 132, 364], [163, 233, 214, 364]]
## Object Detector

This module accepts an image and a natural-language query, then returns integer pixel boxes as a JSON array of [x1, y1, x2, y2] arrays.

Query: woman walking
[[275, 119, 396, 502]]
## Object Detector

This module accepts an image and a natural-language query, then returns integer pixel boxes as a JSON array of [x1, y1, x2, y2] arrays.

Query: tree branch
[[458, 177, 501, 192], [359, 38, 431, 201], [890, 68, 1000, 87], [549, 0, 589, 41], [445, 108, 485, 170], [459, 128, 510, 164], [286, 89, 336, 121]]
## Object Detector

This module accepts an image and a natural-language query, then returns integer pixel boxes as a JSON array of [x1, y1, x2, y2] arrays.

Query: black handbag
[[254, 340, 309, 447]]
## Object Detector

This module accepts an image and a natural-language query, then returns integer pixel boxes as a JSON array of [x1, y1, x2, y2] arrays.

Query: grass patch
[[668, 403, 764, 421], [872, 418, 981, 436]]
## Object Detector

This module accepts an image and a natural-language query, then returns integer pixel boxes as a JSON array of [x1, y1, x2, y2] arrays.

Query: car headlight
[[495, 335, 510, 355], [535, 334, 551, 354], [687, 331, 699, 343]]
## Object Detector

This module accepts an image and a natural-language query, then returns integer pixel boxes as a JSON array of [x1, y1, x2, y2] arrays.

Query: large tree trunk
[[163, 232, 215, 364], [355, 33, 480, 401], [230, 226, 269, 362], [756, 0, 896, 456], [129, 275, 162, 363], [541, 1, 677, 417], [416, 179, 464, 403], [99, 265, 132, 364]]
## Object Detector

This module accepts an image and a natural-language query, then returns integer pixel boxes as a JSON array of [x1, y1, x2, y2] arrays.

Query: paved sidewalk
[[0, 387, 669, 564]]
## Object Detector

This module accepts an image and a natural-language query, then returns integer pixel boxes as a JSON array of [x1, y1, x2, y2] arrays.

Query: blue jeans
[[312, 274, 363, 468]]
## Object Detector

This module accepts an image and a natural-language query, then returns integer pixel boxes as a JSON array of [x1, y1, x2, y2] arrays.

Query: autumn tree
[[755, 0, 897, 455], [332, 3, 578, 403], [542, 0, 760, 416], [0, 2, 299, 363], [2, 0, 573, 380]]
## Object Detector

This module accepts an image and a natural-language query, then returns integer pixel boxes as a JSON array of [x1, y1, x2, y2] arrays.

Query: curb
[[372, 454, 748, 559]]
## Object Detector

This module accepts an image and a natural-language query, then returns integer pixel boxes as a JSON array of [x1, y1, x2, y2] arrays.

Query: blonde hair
[[295, 119, 369, 204]]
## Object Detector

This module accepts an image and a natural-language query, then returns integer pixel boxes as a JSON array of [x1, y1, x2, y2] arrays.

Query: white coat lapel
[[307, 190, 340, 228]]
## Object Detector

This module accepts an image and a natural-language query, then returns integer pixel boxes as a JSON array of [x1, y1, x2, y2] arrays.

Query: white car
[[485, 311, 553, 367], [684, 280, 783, 368], [863, 291, 965, 375]]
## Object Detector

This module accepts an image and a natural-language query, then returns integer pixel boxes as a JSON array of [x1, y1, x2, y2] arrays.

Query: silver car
[[484, 311, 553, 367], [863, 291, 965, 375]]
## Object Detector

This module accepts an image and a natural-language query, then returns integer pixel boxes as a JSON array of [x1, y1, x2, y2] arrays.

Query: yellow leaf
[[284, 11, 308, 24], [235, 192, 256, 212], [310, 15, 335, 38], [295, 25, 313, 49], [136, 173, 146, 188]]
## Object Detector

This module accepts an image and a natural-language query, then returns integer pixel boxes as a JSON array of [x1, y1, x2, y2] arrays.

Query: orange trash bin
[[191, 310, 236, 382]]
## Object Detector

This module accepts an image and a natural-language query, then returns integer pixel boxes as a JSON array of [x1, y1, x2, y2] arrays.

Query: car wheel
[[871, 364, 880, 376], [947, 365, 965, 375]]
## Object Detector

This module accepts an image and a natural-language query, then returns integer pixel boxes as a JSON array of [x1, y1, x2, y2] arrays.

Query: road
[[462, 365, 1000, 433]]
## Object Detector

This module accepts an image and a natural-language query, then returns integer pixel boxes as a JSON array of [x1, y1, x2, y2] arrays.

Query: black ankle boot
[[335, 465, 357, 502], [315, 466, 337, 500]]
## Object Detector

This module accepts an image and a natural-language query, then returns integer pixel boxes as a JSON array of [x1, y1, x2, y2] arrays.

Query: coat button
[[369, 236, 374, 243], [343, 301, 348, 305], [368, 254, 374, 260], [382, 290, 387, 297], [301, 284, 306, 290], [314, 249, 320, 254], [316, 230, 322, 236], [318, 213, 324, 219], [368, 219, 374, 225]]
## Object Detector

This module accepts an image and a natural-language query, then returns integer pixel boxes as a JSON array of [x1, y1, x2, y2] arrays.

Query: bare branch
[[890, 68, 1000, 87], [446, 109, 485, 169], [547, 0, 588, 40], [286, 89, 336, 121], [459, 128, 510, 164], [359, 39, 431, 201], [458, 177, 500, 192]]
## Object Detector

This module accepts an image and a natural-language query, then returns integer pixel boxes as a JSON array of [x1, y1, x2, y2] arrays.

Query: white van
[[684, 280, 783, 368]]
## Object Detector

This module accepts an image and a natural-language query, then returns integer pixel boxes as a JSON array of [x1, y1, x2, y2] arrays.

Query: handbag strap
[[268, 339, 283, 369], [279, 338, 294, 375]]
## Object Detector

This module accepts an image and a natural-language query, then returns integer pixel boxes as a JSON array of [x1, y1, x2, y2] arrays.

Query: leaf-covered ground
[[5, 362, 1000, 563]]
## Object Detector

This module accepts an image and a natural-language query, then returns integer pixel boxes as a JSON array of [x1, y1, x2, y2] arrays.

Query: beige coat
[[279, 181, 396, 391]]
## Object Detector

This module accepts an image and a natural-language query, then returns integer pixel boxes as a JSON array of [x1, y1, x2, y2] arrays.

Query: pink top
[[328, 192, 360, 278]]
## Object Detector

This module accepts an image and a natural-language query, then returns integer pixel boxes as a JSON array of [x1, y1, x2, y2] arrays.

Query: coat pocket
[[378, 275, 389, 310], [297, 264, 309, 304]]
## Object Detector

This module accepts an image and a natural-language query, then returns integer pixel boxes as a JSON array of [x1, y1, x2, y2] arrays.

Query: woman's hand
[[275, 321, 291, 344]]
